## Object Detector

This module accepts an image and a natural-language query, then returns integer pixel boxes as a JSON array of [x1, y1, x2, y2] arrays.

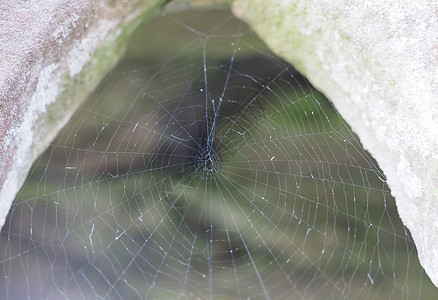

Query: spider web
[[1, 9, 437, 300]]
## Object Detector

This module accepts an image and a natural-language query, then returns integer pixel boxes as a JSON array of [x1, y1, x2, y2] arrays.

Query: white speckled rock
[[232, 0, 438, 287], [0, 0, 164, 227]]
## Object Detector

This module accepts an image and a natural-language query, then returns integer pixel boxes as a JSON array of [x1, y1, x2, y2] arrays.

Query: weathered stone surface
[[0, 0, 164, 227], [232, 0, 438, 287]]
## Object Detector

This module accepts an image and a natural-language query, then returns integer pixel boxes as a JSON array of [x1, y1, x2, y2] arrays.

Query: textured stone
[[0, 0, 164, 227], [232, 0, 438, 287]]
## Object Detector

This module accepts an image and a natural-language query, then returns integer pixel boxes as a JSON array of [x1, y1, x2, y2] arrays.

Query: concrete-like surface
[[0, 0, 164, 228], [232, 0, 438, 287]]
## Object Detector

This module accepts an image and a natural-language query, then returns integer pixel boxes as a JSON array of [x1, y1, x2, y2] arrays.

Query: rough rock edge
[[0, 0, 164, 227], [232, 0, 438, 287]]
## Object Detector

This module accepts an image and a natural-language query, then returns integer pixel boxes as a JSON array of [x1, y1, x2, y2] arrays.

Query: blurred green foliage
[[4, 9, 437, 300]]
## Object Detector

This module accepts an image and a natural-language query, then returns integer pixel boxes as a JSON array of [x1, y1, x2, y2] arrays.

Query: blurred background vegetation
[[1, 8, 437, 300]]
